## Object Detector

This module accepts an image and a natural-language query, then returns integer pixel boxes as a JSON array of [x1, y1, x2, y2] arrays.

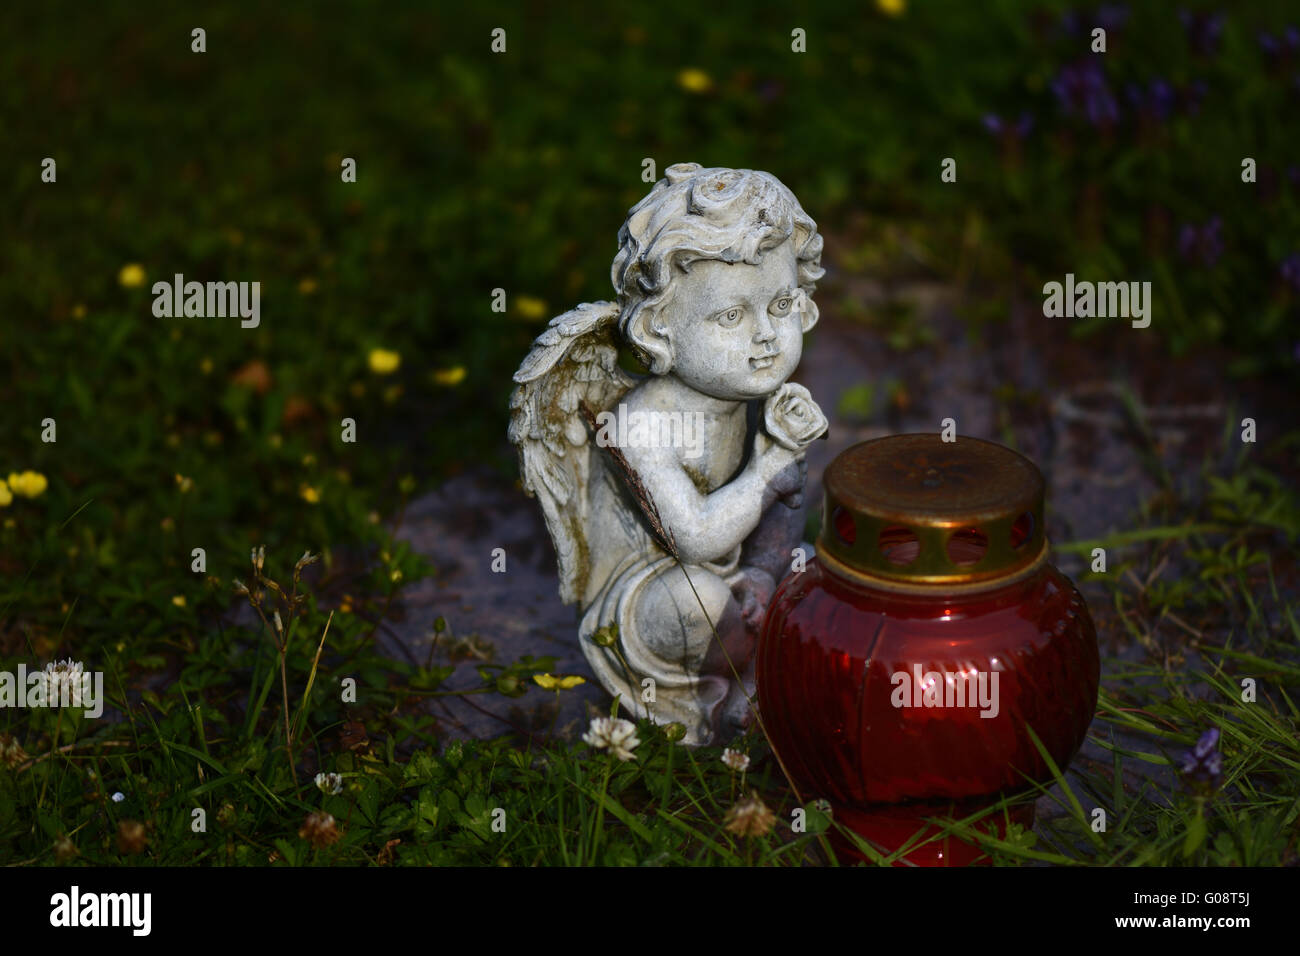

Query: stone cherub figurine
[[509, 164, 828, 744]]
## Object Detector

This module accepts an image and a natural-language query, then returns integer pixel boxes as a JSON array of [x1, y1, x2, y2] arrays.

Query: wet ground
[[385, 261, 1296, 847]]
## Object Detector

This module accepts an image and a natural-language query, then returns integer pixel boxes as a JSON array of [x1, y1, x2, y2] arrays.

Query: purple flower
[[982, 111, 1034, 138], [1061, 6, 1128, 39], [1281, 253, 1300, 293], [1179, 9, 1225, 57], [757, 79, 785, 104], [1177, 217, 1224, 267], [1178, 79, 1208, 116], [1127, 78, 1176, 122], [1180, 727, 1223, 789], [1096, 4, 1130, 34], [1054, 60, 1120, 127], [1259, 27, 1298, 65]]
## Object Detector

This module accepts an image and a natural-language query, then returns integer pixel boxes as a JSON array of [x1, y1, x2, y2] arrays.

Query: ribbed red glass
[[757, 554, 1098, 865]]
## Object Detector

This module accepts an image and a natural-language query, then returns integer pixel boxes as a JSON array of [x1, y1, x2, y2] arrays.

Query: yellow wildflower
[[298, 277, 318, 295], [199, 357, 214, 375], [533, 673, 586, 691], [172, 595, 187, 608], [368, 348, 401, 375], [677, 68, 713, 93], [0, 484, 11, 507], [514, 296, 547, 320], [7, 471, 48, 498], [174, 473, 193, 494], [432, 366, 467, 387], [300, 484, 321, 504], [118, 263, 146, 288], [876, 0, 905, 16], [71, 304, 87, 320]]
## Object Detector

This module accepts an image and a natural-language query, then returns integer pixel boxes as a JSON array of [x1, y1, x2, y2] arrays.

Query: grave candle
[[757, 434, 1099, 865]]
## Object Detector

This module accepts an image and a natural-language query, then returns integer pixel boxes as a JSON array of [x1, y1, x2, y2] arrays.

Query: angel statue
[[509, 163, 828, 745]]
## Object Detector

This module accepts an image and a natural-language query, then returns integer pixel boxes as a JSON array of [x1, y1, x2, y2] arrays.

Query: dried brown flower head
[[299, 811, 341, 849], [117, 820, 148, 855], [724, 792, 776, 838], [0, 733, 28, 768]]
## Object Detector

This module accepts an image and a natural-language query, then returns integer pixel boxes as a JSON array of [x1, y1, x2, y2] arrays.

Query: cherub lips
[[750, 354, 779, 370]]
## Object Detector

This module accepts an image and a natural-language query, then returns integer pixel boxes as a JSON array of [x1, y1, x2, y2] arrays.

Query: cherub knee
[[636, 566, 735, 664]]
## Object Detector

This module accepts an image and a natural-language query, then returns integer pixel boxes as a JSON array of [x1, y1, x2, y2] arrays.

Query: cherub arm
[[623, 431, 803, 566]]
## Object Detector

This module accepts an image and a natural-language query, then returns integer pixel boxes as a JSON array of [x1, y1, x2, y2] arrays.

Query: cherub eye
[[716, 307, 744, 328], [770, 295, 793, 317]]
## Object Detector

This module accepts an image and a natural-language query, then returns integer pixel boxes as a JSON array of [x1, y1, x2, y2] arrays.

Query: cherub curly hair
[[611, 163, 825, 375]]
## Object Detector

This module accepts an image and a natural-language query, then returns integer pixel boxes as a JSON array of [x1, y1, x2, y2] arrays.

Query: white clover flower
[[41, 659, 85, 707], [314, 772, 344, 795], [111, 792, 125, 803], [582, 716, 641, 761], [722, 748, 750, 773]]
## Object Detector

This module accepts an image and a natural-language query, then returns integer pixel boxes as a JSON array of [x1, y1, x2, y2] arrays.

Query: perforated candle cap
[[818, 434, 1047, 588]]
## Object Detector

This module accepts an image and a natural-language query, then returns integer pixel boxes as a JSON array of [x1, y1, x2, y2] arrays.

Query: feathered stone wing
[[508, 301, 637, 605]]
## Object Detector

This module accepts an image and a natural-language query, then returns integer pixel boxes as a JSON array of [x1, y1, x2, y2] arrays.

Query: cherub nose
[[753, 312, 777, 343]]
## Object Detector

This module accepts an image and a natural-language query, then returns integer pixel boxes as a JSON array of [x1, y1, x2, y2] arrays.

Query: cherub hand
[[773, 455, 808, 509], [753, 431, 807, 509]]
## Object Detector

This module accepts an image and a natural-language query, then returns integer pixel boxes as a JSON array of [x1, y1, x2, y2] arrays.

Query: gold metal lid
[[817, 434, 1047, 588]]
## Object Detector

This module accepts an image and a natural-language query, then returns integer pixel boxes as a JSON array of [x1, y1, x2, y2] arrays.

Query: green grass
[[3, 416, 1297, 866]]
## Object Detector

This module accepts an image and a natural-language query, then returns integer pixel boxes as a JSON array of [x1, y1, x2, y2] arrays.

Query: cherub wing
[[508, 301, 637, 605]]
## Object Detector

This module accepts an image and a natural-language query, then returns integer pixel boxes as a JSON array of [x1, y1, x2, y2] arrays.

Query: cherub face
[[664, 239, 805, 401]]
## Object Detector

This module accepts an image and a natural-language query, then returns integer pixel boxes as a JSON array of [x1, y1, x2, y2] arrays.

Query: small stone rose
[[763, 383, 827, 450]]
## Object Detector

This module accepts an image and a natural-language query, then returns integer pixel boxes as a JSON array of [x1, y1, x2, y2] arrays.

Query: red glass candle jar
[[757, 435, 1098, 865]]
